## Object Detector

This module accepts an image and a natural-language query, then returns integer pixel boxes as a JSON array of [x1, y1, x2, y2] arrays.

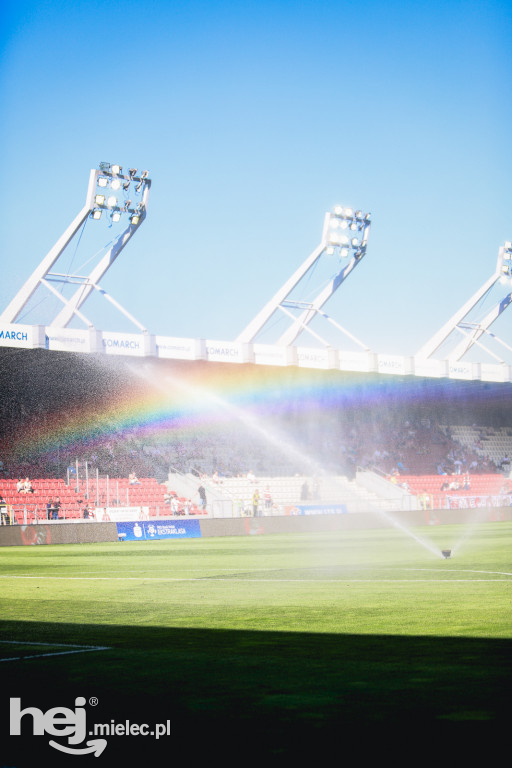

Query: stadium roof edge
[[1, 322, 511, 384]]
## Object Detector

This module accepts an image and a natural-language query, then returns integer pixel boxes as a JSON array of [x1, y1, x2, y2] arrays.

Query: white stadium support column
[[236, 206, 372, 348], [0, 163, 151, 330], [416, 241, 512, 363]]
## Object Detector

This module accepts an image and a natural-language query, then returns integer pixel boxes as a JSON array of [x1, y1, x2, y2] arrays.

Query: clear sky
[[1, 0, 511, 359]]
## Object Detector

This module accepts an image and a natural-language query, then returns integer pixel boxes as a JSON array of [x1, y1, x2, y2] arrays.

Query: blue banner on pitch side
[[296, 504, 347, 515], [117, 519, 202, 541]]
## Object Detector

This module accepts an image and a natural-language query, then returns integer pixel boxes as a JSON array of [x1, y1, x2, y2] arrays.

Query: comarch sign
[[0, 324, 43, 349], [102, 332, 146, 357]]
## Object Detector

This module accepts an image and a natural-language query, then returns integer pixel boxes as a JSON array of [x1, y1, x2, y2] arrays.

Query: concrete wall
[[1, 507, 511, 546]]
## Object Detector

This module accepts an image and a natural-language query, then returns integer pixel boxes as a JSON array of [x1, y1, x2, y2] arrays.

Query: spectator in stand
[[128, 472, 141, 485], [252, 488, 260, 517], [263, 486, 272, 512], [247, 469, 256, 484], [46, 498, 53, 520], [24, 478, 34, 493], [170, 496, 179, 516], [418, 490, 431, 510], [0, 494, 9, 525], [197, 485, 207, 511], [52, 498, 61, 520], [16, 479, 24, 493], [83, 504, 90, 519]]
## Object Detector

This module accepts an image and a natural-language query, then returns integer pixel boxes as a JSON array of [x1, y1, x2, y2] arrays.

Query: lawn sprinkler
[[441, 549, 452, 559]]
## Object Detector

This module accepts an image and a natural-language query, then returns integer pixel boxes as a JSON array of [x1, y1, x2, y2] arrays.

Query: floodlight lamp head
[[129, 168, 138, 178], [99, 161, 111, 173], [111, 164, 122, 176], [91, 209, 102, 220], [328, 231, 349, 246]]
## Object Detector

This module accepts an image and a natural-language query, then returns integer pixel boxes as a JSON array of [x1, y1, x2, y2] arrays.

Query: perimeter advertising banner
[[117, 519, 202, 541]]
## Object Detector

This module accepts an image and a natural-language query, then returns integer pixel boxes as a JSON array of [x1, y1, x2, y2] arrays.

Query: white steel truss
[[416, 241, 512, 363], [0, 163, 151, 330], [236, 206, 372, 347]]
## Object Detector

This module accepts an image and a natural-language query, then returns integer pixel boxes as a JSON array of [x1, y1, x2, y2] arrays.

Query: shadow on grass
[[1, 620, 510, 764]]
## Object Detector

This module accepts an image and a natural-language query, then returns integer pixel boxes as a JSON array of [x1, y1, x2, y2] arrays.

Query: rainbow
[[7, 355, 498, 461]]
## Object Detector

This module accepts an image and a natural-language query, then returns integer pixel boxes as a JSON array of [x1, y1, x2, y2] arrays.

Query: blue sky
[[1, 0, 512, 358]]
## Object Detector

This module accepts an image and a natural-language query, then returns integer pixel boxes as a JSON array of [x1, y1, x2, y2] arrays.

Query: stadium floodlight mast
[[236, 206, 372, 348], [0, 162, 151, 330], [416, 241, 512, 364]]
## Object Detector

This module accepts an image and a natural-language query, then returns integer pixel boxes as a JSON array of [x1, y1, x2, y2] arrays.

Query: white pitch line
[[401, 568, 512, 576], [0, 640, 110, 663], [0, 575, 511, 583]]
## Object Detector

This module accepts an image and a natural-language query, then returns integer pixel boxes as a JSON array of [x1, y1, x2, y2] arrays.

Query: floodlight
[[97, 176, 108, 188], [236, 200, 371, 347], [111, 178, 122, 190], [106, 196, 117, 208], [123, 181, 130, 191], [124, 200, 132, 211], [111, 164, 122, 175], [130, 214, 140, 225], [141, 170, 149, 179], [128, 168, 137, 178], [111, 210, 122, 223], [329, 231, 349, 245], [99, 162, 111, 173], [91, 209, 102, 220], [94, 194, 105, 205], [135, 181, 143, 193]]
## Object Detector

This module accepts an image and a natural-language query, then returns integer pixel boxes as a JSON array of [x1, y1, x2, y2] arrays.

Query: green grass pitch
[[1, 521, 511, 763]]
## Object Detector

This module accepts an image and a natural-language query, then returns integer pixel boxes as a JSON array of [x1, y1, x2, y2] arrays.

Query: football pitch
[[2, 521, 511, 763]]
